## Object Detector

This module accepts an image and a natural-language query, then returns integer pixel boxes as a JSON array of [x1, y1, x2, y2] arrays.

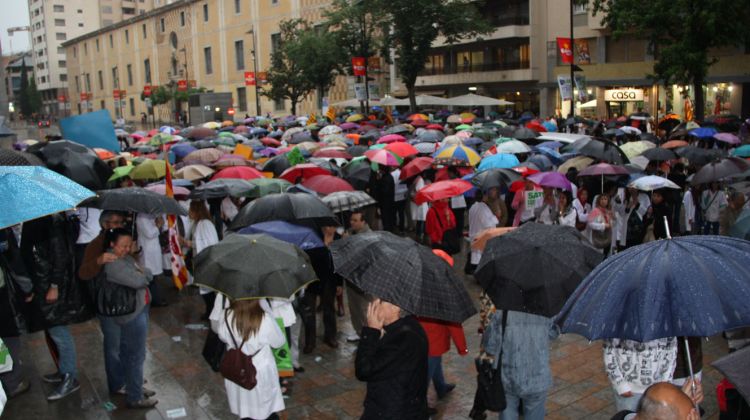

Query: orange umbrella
[[94, 148, 115, 160], [471, 227, 515, 251], [661, 140, 689, 149]]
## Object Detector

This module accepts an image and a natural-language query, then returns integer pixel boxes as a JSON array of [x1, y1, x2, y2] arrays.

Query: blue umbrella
[[0, 166, 95, 229], [171, 143, 197, 158], [526, 154, 554, 171], [463, 137, 484, 147], [689, 127, 717, 138], [542, 121, 558, 132], [250, 128, 270, 137], [533, 147, 563, 164], [238, 220, 324, 250], [729, 209, 750, 241], [537, 141, 563, 150], [478, 153, 520, 171]]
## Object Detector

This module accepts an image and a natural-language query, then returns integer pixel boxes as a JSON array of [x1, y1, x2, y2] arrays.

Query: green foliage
[[174, 87, 206, 102], [18, 64, 41, 116], [149, 85, 172, 106], [325, 0, 387, 74], [591, 0, 750, 121]]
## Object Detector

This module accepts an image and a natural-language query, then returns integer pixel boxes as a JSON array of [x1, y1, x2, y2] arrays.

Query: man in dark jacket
[[372, 168, 396, 232], [355, 298, 428, 419], [20, 214, 90, 401]]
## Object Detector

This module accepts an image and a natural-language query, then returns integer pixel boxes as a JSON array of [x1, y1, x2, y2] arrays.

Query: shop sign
[[605, 89, 644, 102]]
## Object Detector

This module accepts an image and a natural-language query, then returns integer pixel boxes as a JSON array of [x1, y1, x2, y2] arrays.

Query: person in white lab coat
[[211, 296, 286, 420], [467, 189, 499, 273], [180, 200, 219, 319], [409, 174, 430, 243], [136, 213, 164, 278]]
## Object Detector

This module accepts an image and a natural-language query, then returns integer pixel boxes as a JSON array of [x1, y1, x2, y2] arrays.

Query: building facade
[[27, 0, 155, 117]]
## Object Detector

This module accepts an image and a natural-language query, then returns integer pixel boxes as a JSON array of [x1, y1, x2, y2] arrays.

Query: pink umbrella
[[302, 175, 354, 195], [578, 163, 629, 192], [714, 132, 740, 145], [340, 122, 360, 131], [377, 134, 408, 144], [364, 149, 404, 167], [211, 166, 264, 180], [527, 171, 572, 191]]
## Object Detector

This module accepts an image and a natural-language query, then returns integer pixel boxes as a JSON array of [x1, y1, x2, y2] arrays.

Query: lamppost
[[247, 28, 261, 116], [113, 65, 123, 120], [179, 46, 190, 125]]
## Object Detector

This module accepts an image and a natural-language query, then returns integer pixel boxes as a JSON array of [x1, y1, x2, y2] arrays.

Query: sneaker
[[127, 398, 158, 409], [7, 380, 31, 399], [47, 374, 80, 401], [42, 372, 63, 384]]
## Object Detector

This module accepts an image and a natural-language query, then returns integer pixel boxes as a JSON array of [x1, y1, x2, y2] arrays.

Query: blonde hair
[[230, 299, 265, 341]]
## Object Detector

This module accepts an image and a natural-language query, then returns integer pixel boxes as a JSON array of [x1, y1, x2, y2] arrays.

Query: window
[[272, 0, 279, 4], [271, 33, 281, 53], [109, 34, 113, 48], [100, 100, 105, 110], [112, 67, 118, 89], [55, 32, 67, 41], [84, 43, 87, 55], [126, 64, 133, 86], [59, 74, 67, 82], [78, 23, 83, 27], [125, 29, 129, 44], [235, 40, 244, 70], [58, 47, 64, 54], [53, 4, 64, 12], [96, 39, 100, 52], [58, 60, 66, 68], [77, 9, 82, 13], [573, 3, 587, 14], [204, 47, 213, 74], [98, 70, 103, 89], [72, 47, 77, 57], [180, 11, 185, 26], [75, 76, 80, 92], [144, 59, 151, 83], [203, 4, 208, 22], [54, 19, 65, 26], [129, 98, 135, 116], [160, 18, 165, 32], [234, 0, 241, 13], [142, 24, 147, 38], [103, 19, 113, 26], [122, 7, 136, 15], [40, 76, 46, 84], [237, 87, 247, 111], [101, 5, 112, 13], [85, 74, 91, 91]]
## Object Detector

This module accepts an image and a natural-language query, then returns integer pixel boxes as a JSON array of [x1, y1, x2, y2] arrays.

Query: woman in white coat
[[212, 296, 286, 420], [180, 200, 219, 319], [409, 173, 430, 243]]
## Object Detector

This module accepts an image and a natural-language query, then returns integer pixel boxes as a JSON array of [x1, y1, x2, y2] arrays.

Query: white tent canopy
[[380, 94, 449, 106], [330, 98, 363, 108], [447, 93, 514, 107], [577, 99, 597, 109]]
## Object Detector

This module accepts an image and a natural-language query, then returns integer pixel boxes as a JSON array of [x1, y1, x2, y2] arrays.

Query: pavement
[[2, 254, 729, 420]]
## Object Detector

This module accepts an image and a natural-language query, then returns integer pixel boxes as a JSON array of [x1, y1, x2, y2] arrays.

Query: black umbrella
[[230, 192, 338, 231], [385, 124, 410, 135], [497, 126, 517, 138], [262, 154, 291, 177], [416, 130, 444, 143], [711, 346, 750, 404], [289, 132, 314, 144], [691, 157, 750, 185], [475, 223, 603, 317], [0, 149, 44, 166], [81, 187, 187, 215], [675, 146, 723, 165], [192, 139, 216, 149], [347, 145, 368, 157], [342, 159, 373, 190], [512, 127, 539, 141], [638, 133, 659, 143], [561, 137, 629, 165], [471, 169, 522, 190], [190, 178, 256, 199], [28, 140, 112, 190], [330, 231, 477, 323], [642, 147, 678, 161], [194, 233, 318, 300], [358, 131, 380, 145]]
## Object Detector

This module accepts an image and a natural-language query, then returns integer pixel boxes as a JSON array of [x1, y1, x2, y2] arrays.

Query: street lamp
[[179, 47, 190, 125], [247, 28, 262, 116], [113, 65, 123, 120]]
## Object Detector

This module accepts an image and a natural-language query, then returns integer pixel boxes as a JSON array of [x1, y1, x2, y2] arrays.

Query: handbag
[[95, 272, 136, 317], [471, 309, 508, 414], [435, 212, 461, 255], [219, 311, 260, 390]]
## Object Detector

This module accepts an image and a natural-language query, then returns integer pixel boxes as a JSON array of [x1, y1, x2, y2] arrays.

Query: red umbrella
[[400, 157, 434, 179], [377, 134, 407, 144], [211, 166, 264, 180], [512, 166, 540, 177], [385, 142, 418, 158], [426, 124, 444, 131], [410, 119, 428, 128], [525, 121, 548, 133], [261, 137, 281, 147], [414, 179, 473, 205], [147, 129, 159, 137], [313, 149, 353, 160], [434, 166, 474, 182], [302, 175, 354, 195], [279, 163, 331, 182]]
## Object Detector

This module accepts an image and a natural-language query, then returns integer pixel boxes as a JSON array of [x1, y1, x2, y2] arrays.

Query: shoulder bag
[[219, 311, 260, 390], [96, 271, 136, 317]]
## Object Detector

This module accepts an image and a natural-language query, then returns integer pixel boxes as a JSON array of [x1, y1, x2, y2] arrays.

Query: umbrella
[[342, 159, 374, 190], [414, 142, 439, 154], [329, 231, 477, 323], [728, 209, 750, 240], [714, 132, 741, 145], [364, 149, 403, 167], [526, 121, 547, 133], [129, 159, 172, 180], [171, 143, 197, 158], [0, 149, 45, 166], [562, 137, 629, 164], [279, 163, 331, 183], [238, 221, 324, 250], [385, 142, 418, 158], [385, 124, 411, 135], [230, 192, 338, 230], [194, 233, 318, 300], [526, 154, 554, 172], [477, 153, 520, 171], [417, 130, 444, 143], [620, 141, 656, 158], [29, 140, 113, 190], [732, 145, 750, 158], [321, 190, 377, 213], [642, 148, 678, 161], [628, 175, 680, 191], [347, 145, 368, 157], [578, 163, 629, 177], [711, 346, 750, 404], [211, 166, 264, 181], [527, 171, 572, 191], [512, 127, 539, 141], [377, 134, 407, 144], [313, 149, 352, 160], [186, 127, 215, 140], [557, 156, 594, 174], [400, 157, 434, 180], [414, 179, 473, 205], [602, 128, 625, 138], [175, 164, 214, 180], [301, 175, 354, 195], [433, 145, 481, 166], [144, 183, 190, 199], [471, 168, 522, 190], [184, 148, 224, 164], [346, 114, 365, 123], [692, 157, 750, 184], [555, 235, 750, 341], [494, 140, 532, 154], [246, 178, 293, 198], [262, 154, 291, 176], [620, 126, 642, 136], [675, 146, 723, 166], [0, 166, 95, 229], [81, 187, 187, 215], [108, 165, 134, 182], [213, 154, 251, 168], [689, 127, 717, 138], [475, 223, 603, 317], [340, 122, 360, 131], [661, 140, 689, 149], [190, 178, 256, 199]]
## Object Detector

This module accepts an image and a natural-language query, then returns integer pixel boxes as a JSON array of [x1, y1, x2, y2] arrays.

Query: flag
[[326, 106, 336, 122], [308, 113, 317, 125], [384, 106, 393, 125], [557, 37, 574, 64], [164, 151, 190, 289]]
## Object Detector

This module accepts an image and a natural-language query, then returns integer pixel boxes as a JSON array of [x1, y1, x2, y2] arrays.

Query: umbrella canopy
[[301, 175, 354, 195], [711, 346, 750, 404], [660, 140, 689, 149], [190, 178, 256, 199], [171, 143, 197, 158], [0, 149, 45, 166], [417, 130, 444, 143], [692, 157, 750, 185], [144, 183, 190, 200], [194, 233, 318, 300], [279, 163, 331, 183], [0, 166, 95, 229], [377, 134, 407, 144], [238, 221, 324, 250], [475, 223, 603, 317], [188, 127, 216, 139], [414, 179, 473, 205], [81, 187, 187, 215], [731, 145, 750, 158], [578, 162, 630, 177], [184, 148, 224, 165], [494, 140, 532, 154], [620, 141, 656, 158], [246, 178, 293, 198], [449, 93, 513, 107], [527, 171, 572, 191], [477, 153, 520, 171], [129, 159, 172, 180], [313, 149, 352, 160], [556, 235, 750, 341], [512, 127, 539, 141], [689, 127, 717, 138], [213, 154, 251, 168], [676, 146, 723, 166], [471, 168, 522, 190], [330, 231, 476, 322], [108, 165, 134, 182], [262, 154, 291, 177], [714, 132, 741, 145], [364, 149, 403, 167], [628, 175, 680, 191], [562, 137, 629, 164], [230, 192, 338, 230], [321, 190, 377, 213], [385, 142, 418, 158], [642, 147, 678, 161], [175, 164, 214, 181], [400, 157, 434, 180], [433, 145, 481, 166], [211, 166, 264, 181], [342, 159, 374, 190], [414, 142, 439, 154], [29, 140, 113, 190]]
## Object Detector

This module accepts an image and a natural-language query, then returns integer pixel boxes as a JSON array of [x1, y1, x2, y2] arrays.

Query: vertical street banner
[[143, 85, 152, 96], [244, 71, 256, 86], [557, 37, 574, 64], [352, 57, 367, 76], [574, 75, 588, 102], [163, 156, 190, 289], [177, 80, 188, 91], [575, 39, 591, 64], [557, 75, 573, 101]]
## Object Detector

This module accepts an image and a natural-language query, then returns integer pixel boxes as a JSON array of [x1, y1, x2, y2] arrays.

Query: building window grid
[[127, 64, 133, 86], [235, 40, 245, 70], [203, 4, 209, 22], [204, 47, 213, 74]]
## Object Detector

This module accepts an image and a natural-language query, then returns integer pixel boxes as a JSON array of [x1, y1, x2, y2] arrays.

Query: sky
[[1, 0, 31, 55]]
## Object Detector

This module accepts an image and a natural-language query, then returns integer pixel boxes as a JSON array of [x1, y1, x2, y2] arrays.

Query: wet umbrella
[[713, 132, 741, 145], [660, 140, 689, 149], [213, 154, 251, 168], [29, 140, 113, 190], [144, 184, 190, 200], [400, 157, 434, 180], [732, 145, 750, 158], [495, 140, 532, 154], [313, 149, 352, 160], [711, 346, 750, 404], [175, 164, 214, 181], [81, 187, 187, 215], [230, 192, 338, 230], [385, 124, 411, 135], [689, 127, 717, 139], [108, 165, 134, 182], [414, 142, 438, 154], [364, 149, 403, 167], [528, 171, 572, 191], [238, 221, 324, 250], [0, 149, 44, 166], [377, 134, 407, 144], [246, 178, 293, 198], [347, 145, 368, 157], [414, 179, 473, 205], [433, 145, 481, 167], [691, 157, 750, 185], [620, 141, 656, 158], [642, 147, 678, 161], [477, 153, 520, 171], [187, 127, 216, 140], [184, 148, 223, 165], [301, 175, 354, 195], [526, 154, 554, 172], [675, 146, 722, 166], [0, 166, 95, 229], [417, 130, 444, 143], [279, 163, 331, 183], [471, 168, 521, 190], [171, 143, 197, 158], [194, 233, 318, 300], [562, 137, 629, 165], [211, 166, 263, 181], [262, 154, 291, 177], [330, 231, 477, 323], [475, 223, 603, 317], [512, 127, 539, 140], [385, 142, 418, 158], [321, 190, 377, 213], [342, 159, 374, 190], [578, 163, 629, 177], [190, 178, 256, 199], [602, 128, 625, 138], [628, 175, 680, 191], [129, 159, 172, 180]]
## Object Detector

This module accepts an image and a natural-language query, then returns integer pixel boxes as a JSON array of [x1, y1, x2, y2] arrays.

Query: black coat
[[0, 229, 33, 337], [355, 315, 429, 420], [644, 202, 673, 239], [20, 215, 91, 331]]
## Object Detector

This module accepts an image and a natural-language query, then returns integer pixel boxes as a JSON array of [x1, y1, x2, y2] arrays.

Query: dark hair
[[104, 227, 132, 251], [99, 210, 124, 228], [560, 190, 573, 207], [189, 200, 212, 221]]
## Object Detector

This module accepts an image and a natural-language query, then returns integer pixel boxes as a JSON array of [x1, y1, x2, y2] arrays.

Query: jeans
[[500, 391, 547, 420], [613, 390, 642, 412], [427, 356, 448, 395], [703, 221, 719, 235], [394, 200, 407, 231], [98, 315, 123, 393], [47, 325, 77, 379], [121, 309, 149, 403]]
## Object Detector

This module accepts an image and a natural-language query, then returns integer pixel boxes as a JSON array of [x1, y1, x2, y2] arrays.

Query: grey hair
[[636, 393, 680, 420]]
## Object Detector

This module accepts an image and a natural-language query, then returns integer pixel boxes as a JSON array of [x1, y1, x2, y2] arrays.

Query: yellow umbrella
[[129, 159, 174, 180], [557, 156, 594, 174], [408, 113, 429, 121], [459, 112, 477, 121], [222, 120, 235, 127], [346, 114, 365, 123], [203, 121, 221, 129]]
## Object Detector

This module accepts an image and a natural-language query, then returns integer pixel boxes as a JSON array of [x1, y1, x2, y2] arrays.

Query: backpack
[[219, 311, 260, 390]]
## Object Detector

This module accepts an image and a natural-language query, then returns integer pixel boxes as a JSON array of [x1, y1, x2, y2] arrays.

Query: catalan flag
[[164, 151, 190, 289], [308, 113, 317, 125], [325, 106, 336, 122]]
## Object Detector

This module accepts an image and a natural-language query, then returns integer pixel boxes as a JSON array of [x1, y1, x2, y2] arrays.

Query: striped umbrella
[[433, 145, 481, 166], [364, 149, 403, 167], [322, 190, 377, 213]]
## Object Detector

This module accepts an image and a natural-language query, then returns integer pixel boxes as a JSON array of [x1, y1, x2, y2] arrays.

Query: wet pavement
[[3, 267, 729, 420]]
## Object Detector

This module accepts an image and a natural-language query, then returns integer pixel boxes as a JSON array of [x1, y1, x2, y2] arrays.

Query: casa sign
[[605, 89, 644, 102]]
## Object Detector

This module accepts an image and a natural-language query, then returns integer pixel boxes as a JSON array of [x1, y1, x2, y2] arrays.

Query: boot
[[47, 373, 80, 401]]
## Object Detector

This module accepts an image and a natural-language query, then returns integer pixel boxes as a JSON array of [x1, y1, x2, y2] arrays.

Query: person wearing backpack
[[214, 297, 286, 420]]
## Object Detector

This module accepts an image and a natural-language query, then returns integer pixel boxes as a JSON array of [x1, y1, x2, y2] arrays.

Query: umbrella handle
[[683, 337, 699, 413], [663, 216, 671, 239]]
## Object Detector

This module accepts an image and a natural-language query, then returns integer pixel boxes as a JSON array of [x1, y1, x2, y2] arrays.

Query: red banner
[[113, 90, 120, 99], [244, 71, 256, 86], [57, 95, 66, 102], [177, 80, 188, 91], [80, 93, 87, 101], [257, 72, 268, 85], [163, 150, 190, 290], [352, 57, 366, 76], [557, 37, 574, 64], [143, 85, 152, 96]]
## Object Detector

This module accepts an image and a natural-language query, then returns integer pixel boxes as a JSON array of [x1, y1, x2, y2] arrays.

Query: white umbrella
[[628, 175, 680, 191], [495, 140, 532, 154], [319, 125, 343, 137], [448, 93, 514, 107], [577, 99, 597, 109], [620, 126, 642, 135]]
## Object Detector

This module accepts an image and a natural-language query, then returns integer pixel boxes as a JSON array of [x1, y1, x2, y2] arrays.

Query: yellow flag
[[326, 107, 336, 122], [308, 113, 317, 124]]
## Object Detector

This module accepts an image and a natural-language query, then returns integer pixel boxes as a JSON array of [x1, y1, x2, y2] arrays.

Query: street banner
[[557, 75, 573, 101], [143, 85, 152, 96], [244, 71, 256, 86], [257, 72, 268, 85], [575, 39, 591, 64], [113, 90, 120, 99], [557, 37, 574, 64], [352, 57, 367, 76], [163, 154, 190, 290], [574, 75, 588, 102], [177, 80, 188, 91]]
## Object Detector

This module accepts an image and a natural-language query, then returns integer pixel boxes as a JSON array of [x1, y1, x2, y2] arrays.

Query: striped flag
[[164, 151, 190, 289], [308, 113, 317, 125], [325, 106, 336, 122], [384, 106, 393, 124]]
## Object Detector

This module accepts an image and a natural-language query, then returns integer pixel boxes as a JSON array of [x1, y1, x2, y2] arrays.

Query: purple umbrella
[[528, 171, 572, 191], [340, 122, 359, 131], [258, 147, 280, 157], [713, 132, 740, 145], [578, 163, 629, 176]]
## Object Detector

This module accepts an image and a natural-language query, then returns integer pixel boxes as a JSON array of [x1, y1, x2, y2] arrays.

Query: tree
[[18, 63, 41, 117], [591, 0, 750, 121], [325, 0, 387, 75], [292, 27, 345, 110], [173, 86, 206, 102]]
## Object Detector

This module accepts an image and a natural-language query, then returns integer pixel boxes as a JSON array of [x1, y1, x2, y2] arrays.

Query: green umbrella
[[247, 178, 292, 198], [108, 165, 134, 182], [129, 159, 172, 180], [369, 143, 386, 150], [149, 133, 173, 146], [194, 233, 318, 300], [495, 137, 515, 144], [213, 138, 236, 147], [218, 131, 235, 138], [456, 124, 472, 131]]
